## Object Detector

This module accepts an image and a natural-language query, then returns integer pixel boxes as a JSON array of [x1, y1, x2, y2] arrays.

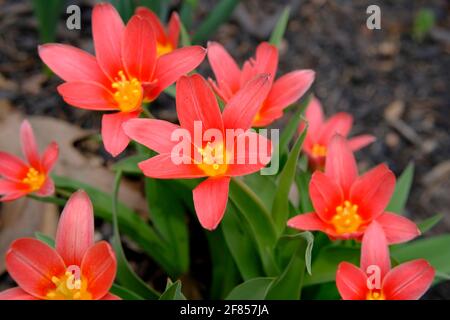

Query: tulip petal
[[309, 171, 344, 221], [376, 212, 420, 244], [56, 190, 94, 266], [227, 131, 272, 176], [254, 42, 278, 78], [0, 152, 29, 180], [101, 293, 121, 300], [324, 134, 358, 196], [20, 120, 40, 169], [101, 111, 140, 157], [135, 7, 166, 43], [336, 262, 368, 300], [41, 142, 59, 173], [262, 70, 315, 120], [175, 74, 223, 135], [350, 164, 396, 221], [0, 179, 29, 201], [360, 221, 391, 278], [35, 177, 55, 197], [168, 12, 181, 48], [318, 113, 353, 144], [193, 177, 230, 230], [139, 154, 204, 179], [57, 81, 117, 111], [92, 3, 125, 79], [123, 118, 180, 154], [0, 287, 38, 300], [122, 15, 156, 81], [304, 97, 324, 137], [382, 259, 435, 300], [348, 134, 376, 151], [223, 74, 271, 131], [38, 44, 109, 85], [148, 46, 206, 100], [6, 238, 66, 299], [207, 42, 241, 95], [287, 212, 330, 232], [81, 241, 117, 300]]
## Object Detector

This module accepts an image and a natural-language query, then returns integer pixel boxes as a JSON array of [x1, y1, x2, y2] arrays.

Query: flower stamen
[[196, 142, 229, 177], [22, 167, 45, 191], [112, 70, 142, 112], [331, 200, 362, 234]]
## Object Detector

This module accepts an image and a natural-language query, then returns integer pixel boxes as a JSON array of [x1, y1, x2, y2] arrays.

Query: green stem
[[27, 194, 66, 206], [142, 105, 155, 119]]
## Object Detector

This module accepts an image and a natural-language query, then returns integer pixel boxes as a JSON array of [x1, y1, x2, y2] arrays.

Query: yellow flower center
[[311, 143, 327, 157], [196, 142, 229, 177], [367, 290, 385, 300], [331, 200, 363, 234], [157, 42, 173, 57], [112, 70, 142, 112], [22, 167, 45, 191], [46, 270, 92, 300]]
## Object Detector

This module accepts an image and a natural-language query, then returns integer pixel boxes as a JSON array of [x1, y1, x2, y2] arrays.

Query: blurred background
[[0, 0, 448, 298]]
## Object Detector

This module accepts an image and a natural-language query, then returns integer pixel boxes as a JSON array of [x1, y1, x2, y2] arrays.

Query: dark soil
[[0, 0, 449, 299]]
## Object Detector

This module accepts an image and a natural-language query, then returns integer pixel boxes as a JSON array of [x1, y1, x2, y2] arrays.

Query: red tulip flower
[[123, 74, 272, 230], [135, 7, 180, 57], [288, 135, 420, 243], [0, 190, 118, 300], [207, 41, 315, 127], [301, 97, 375, 170], [0, 120, 58, 201], [336, 221, 434, 300], [39, 3, 206, 156]]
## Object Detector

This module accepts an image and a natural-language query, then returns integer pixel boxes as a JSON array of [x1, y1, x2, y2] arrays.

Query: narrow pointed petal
[[35, 177, 54, 197], [123, 118, 180, 154], [81, 241, 116, 300], [0, 287, 38, 300], [139, 154, 204, 179], [168, 12, 181, 48], [148, 46, 206, 100], [324, 134, 358, 196], [222, 74, 271, 130], [348, 134, 376, 151], [6, 238, 66, 299], [57, 82, 117, 111], [56, 190, 94, 266], [101, 293, 121, 300], [135, 7, 166, 43], [20, 120, 40, 169], [350, 164, 396, 221], [360, 221, 391, 278], [0, 191, 29, 202], [41, 142, 59, 173], [227, 131, 272, 176], [304, 96, 324, 137], [376, 212, 420, 244], [262, 70, 315, 119], [0, 179, 29, 201], [175, 74, 223, 135], [38, 44, 109, 85], [92, 3, 125, 79], [318, 113, 353, 144], [287, 212, 330, 232], [382, 260, 435, 300], [207, 42, 241, 94], [193, 177, 230, 230], [122, 15, 156, 81], [254, 42, 278, 78], [101, 111, 140, 157], [0, 152, 29, 180], [336, 262, 368, 300], [309, 171, 344, 221]]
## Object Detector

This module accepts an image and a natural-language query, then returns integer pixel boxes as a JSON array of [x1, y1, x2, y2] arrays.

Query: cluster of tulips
[[0, 3, 440, 300]]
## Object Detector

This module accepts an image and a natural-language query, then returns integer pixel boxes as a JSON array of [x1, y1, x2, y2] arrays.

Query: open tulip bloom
[[207, 41, 315, 127], [135, 7, 180, 57], [301, 97, 375, 170], [0, 120, 58, 201], [0, 190, 118, 300], [288, 134, 420, 243], [38, 3, 206, 156], [123, 74, 272, 230], [336, 221, 435, 300]]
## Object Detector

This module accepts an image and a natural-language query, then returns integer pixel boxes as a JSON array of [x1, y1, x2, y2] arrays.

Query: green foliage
[[413, 9, 436, 42], [386, 163, 414, 214], [269, 6, 290, 48], [32, 0, 65, 43]]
